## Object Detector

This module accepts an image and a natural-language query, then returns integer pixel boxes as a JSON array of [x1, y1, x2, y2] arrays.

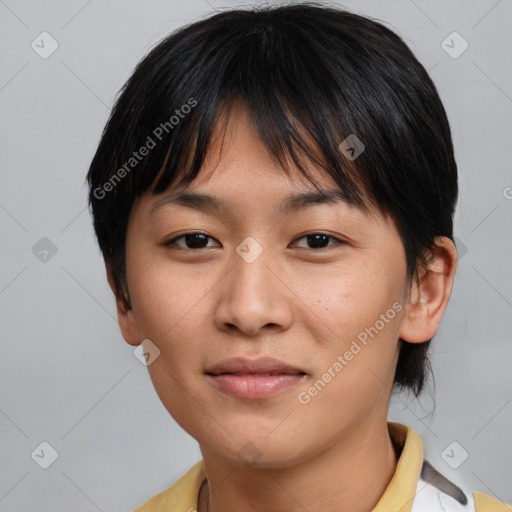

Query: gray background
[[1, 0, 511, 510]]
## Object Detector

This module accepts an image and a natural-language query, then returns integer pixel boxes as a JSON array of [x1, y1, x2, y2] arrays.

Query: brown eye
[[292, 233, 344, 250], [164, 232, 220, 250]]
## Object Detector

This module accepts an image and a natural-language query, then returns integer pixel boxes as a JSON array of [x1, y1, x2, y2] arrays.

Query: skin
[[107, 103, 457, 512]]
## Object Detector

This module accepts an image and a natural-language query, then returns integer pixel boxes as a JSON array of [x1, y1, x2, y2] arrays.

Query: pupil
[[186, 233, 208, 248], [308, 234, 328, 248]]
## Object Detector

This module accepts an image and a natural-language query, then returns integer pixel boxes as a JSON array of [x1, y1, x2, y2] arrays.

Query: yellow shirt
[[133, 422, 510, 511]]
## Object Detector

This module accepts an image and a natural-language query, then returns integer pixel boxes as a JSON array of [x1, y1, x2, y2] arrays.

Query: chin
[[204, 433, 310, 469]]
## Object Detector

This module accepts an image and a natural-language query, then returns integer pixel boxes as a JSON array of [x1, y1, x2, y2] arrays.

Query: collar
[[373, 421, 423, 511], [134, 422, 424, 512]]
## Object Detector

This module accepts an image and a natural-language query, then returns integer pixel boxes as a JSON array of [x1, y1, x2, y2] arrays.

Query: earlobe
[[105, 260, 141, 347], [399, 237, 458, 344]]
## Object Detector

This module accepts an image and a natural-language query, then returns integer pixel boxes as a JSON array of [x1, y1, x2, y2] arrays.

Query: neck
[[199, 419, 399, 512]]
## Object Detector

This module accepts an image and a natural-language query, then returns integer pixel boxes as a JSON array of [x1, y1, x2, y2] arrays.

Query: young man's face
[[119, 104, 412, 467]]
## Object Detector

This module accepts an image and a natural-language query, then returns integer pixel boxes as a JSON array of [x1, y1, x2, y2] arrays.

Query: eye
[[163, 231, 345, 251], [292, 232, 344, 250], [163, 232, 220, 250]]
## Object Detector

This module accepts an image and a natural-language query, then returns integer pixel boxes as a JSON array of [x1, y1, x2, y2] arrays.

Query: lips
[[206, 357, 307, 399], [206, 356, 306, 376]]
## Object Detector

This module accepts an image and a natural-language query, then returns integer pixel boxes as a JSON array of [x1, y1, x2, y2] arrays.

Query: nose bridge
[[214, 234, 292, 335], [233, 234, 272, 299]]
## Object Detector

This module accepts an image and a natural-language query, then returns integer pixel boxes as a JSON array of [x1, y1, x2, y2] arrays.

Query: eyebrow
[[149, 188, 353, 218]]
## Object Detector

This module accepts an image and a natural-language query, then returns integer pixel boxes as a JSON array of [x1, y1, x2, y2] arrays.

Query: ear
[[399, 236, 458, 343], [105, 260, 141, 347]]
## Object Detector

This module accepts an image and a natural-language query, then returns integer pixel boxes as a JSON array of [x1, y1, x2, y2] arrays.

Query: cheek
[[296, 258, 404, 335], [127, 255, 208, 341], [126, 261, 212, 427], [293, 259, 405, 402]]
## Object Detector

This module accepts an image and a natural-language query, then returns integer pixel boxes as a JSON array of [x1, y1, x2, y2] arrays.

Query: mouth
[[205, 357, 307, 399]]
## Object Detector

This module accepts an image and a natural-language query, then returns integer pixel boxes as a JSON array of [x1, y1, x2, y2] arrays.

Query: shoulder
[[473, 491, 512, 512], [411, 460, 511, 512]]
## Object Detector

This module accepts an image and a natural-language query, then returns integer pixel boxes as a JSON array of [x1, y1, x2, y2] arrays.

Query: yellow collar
[[134, 422, 424, 511], [373, 421, 423, 511]]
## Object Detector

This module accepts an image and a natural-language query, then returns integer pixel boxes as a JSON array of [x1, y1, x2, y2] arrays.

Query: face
[[121, 104, 411, 468]]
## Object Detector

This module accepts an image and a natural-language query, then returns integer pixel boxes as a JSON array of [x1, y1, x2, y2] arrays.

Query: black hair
[[86, 2, 458, 397]]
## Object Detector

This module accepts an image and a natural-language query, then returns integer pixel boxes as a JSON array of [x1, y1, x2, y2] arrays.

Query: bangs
[[120, 15, 378, 209]]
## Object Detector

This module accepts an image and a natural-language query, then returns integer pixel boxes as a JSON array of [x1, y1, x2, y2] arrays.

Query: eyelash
[[163, 231, 345, 251]]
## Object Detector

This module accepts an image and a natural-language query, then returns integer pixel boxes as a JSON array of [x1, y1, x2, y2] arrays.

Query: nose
[[214, 238, 293, 337]]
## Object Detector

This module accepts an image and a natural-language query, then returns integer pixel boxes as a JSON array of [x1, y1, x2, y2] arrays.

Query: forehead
[[154, 104, 357, 200], [196, 102, 335, 185], [135, 102, 382, 225]]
